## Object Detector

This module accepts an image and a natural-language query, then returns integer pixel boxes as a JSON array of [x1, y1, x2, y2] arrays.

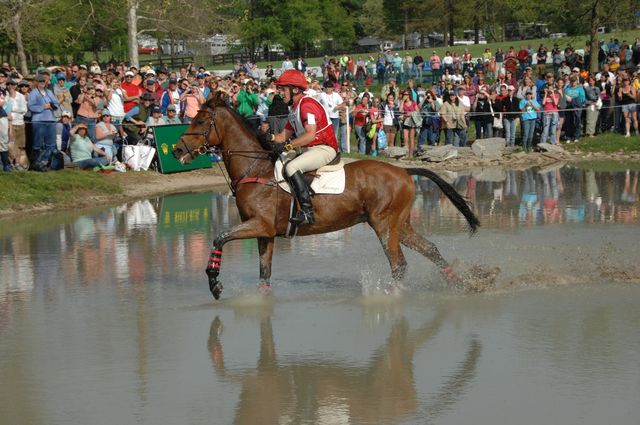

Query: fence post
[[346, 105, 350, 154]]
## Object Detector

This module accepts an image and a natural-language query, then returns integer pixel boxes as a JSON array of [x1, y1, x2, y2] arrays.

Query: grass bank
[[0, 170, 123, 213], [1, 135, 639, 217]]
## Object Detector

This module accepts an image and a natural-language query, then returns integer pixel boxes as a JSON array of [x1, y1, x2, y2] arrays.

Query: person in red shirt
[[271, 70, 338, 226], [517, 45, 530, 79], [120, 70, 142, 113]]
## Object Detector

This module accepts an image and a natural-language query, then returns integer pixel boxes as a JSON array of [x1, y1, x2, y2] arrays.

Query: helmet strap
[[287, 86, 296, 106]]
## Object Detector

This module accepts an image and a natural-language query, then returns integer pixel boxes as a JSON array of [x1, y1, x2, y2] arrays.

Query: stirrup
[[289, 210, 315, 226]]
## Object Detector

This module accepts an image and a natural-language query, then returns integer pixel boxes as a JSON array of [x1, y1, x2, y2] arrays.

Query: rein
[[181, 106, 276, 196]]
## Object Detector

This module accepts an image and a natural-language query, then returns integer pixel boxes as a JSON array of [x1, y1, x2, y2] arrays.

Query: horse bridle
[[179, 105, 276, 196], [179, 106, 222, 160]]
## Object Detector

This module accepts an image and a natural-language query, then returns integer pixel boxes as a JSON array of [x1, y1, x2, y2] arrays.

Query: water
[[1, 166, 639, 425]]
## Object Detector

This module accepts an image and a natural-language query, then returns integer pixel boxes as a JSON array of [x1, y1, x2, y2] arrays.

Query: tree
[[358, 0, 388, 38]]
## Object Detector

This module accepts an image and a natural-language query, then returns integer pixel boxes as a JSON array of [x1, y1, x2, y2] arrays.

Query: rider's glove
[[271, 143, 286, 156]]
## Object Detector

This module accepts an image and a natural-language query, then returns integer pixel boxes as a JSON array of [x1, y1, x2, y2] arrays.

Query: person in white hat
[[121, 70, 142, 113]]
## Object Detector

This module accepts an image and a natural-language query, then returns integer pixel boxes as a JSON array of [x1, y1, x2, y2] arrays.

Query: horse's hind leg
[[370, 217, 408, 282], [399, 221, 459, 283]]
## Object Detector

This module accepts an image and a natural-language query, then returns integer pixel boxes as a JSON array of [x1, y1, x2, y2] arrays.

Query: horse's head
[[172, 92, 227, 164]]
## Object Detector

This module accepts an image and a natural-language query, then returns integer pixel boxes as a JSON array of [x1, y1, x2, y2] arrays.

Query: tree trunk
[[128, 1, 139, 68], [12, 11, 28, 76], [589, 0, 600, 73], [447, 0, 455, 46]]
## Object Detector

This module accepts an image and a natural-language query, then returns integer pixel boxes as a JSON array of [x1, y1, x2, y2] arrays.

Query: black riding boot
[[288, 171, 315, 226]]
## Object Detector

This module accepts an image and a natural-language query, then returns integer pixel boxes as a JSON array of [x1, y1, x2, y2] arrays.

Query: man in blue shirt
[[27, 74, 60, 157]]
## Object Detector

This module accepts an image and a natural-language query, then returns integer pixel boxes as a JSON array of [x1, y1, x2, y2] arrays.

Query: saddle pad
[[274, 160, 346, 194]]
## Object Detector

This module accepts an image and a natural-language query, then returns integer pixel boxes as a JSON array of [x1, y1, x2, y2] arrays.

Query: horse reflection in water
[[173, 94, 480, 299], [208, 310, 481, 424]]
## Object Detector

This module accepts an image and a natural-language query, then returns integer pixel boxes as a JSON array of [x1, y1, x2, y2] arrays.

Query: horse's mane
[[204, 96, 273, 151]]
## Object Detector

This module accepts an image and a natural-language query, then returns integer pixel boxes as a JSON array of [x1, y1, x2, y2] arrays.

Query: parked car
[[138, 46, 159, 55]]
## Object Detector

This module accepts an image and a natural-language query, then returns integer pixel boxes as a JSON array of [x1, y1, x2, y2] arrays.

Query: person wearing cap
[[159, 77, 181, 115], [152, 71, 165, 91], [53, 72, 72, 118], [27, 74, 60, 158], [123, 92, 154, 143], [380, 77, 398, 102], [142, 78, 161, 104], [270, 70, 338, 226], [519, 90, 541, 152], [104, 76, 126, 129], [95, 109, 119, 160], [164, 104, 181, 125], [145, 104, 165, 127], [318, 80, 343, 141], [121, 70, 142, 113], [55, 111, 73, 160], [70, 122, 111, 169], [563, 75, 586, 142]]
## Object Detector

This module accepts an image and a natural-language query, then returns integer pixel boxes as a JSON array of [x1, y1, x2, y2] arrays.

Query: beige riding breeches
[[284, 145, 337, 176]]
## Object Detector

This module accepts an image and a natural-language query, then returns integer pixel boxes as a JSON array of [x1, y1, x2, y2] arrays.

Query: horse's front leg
[[257, 237, 275, 295], [206, 219, 273, 300]]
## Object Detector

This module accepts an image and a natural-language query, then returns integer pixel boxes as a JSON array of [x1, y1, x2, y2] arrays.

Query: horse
[[172, 95, 480, 300]]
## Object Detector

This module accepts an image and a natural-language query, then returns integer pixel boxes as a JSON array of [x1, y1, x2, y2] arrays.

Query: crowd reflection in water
[[1, 168, 638, 306], [414, 167, 640, 232], [208, 307, 481, 425]]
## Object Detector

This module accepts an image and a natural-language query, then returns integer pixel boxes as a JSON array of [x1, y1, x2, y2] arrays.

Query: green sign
[[158, 192, 212, 235], [153, 124, 212, 174]]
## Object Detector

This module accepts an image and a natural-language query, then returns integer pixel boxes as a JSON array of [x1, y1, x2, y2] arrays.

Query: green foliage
[[237, 0, 359, 54]]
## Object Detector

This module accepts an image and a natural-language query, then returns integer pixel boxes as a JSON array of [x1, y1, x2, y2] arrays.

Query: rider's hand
[[271, 143, 286, 156]]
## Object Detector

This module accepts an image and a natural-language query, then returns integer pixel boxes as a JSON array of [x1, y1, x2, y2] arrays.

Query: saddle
[[274, 154, 346, 239], [274, 155, 346, 195]]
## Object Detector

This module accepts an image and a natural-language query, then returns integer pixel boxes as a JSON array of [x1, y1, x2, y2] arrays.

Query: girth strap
[[234, 177, 277, 187]]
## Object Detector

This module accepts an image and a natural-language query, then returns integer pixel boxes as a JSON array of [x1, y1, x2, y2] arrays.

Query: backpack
[[30, 148, 54, 172], [50, 150, 65, 171]]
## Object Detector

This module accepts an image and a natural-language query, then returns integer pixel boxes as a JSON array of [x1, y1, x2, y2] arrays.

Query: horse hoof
[[210, 282, 223, 300], [441, 266, 461, 285], [257, 283, 272, 296]]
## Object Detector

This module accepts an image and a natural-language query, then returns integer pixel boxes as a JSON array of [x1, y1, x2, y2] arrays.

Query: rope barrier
[[7, 97, 637, 126]]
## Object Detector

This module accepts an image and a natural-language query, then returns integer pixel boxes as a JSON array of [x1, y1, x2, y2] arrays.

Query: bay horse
[[172, 96, 480, 299]]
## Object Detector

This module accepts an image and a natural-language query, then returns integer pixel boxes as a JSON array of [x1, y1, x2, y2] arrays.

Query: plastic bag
[[377, 129, 387, 150], [367, 124, 377, 139]]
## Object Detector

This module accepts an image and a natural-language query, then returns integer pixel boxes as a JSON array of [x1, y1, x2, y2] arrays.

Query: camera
[[51, 103, 58, 111]]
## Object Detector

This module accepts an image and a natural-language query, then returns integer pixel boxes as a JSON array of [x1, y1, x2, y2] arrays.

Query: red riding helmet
[[275, 70, 308, 90]]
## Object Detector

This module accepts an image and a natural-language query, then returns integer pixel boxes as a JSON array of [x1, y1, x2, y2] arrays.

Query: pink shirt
[[183, 96, 200, 119], [543, 92, 560, 112]]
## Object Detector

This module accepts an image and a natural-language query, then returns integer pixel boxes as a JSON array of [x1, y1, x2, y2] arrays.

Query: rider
[[271, 69, 339, 226]]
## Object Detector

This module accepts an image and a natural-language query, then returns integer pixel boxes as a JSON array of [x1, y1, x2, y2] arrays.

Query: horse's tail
[[405, 168, 480, 235]]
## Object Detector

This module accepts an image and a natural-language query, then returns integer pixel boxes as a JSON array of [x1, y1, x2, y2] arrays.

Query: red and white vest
[[285, 95, 338, 151]]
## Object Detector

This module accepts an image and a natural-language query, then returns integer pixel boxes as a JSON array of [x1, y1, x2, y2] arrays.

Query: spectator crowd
[[1, 36, 640, 172]]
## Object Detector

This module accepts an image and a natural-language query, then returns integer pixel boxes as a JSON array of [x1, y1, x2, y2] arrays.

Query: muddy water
[[1, 166, 639, 425]]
